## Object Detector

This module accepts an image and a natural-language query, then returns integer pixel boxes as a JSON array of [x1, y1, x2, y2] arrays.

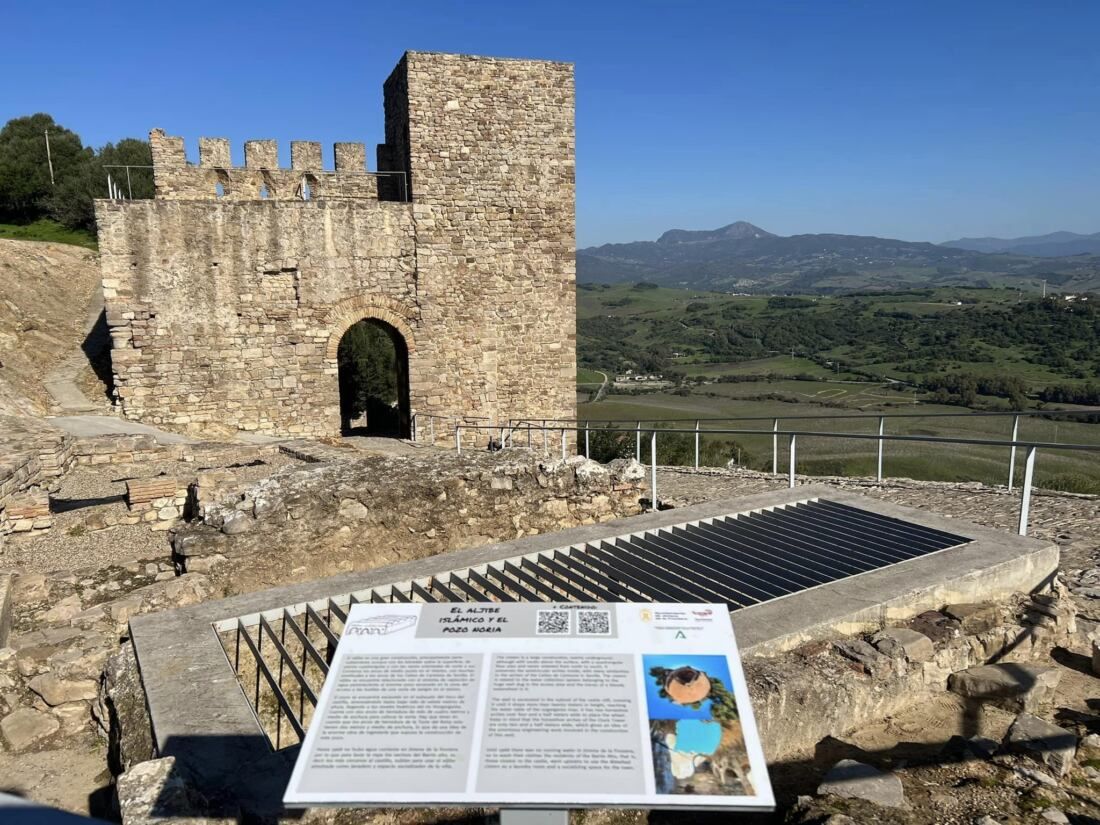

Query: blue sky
[[5, 1, 1098, 246]]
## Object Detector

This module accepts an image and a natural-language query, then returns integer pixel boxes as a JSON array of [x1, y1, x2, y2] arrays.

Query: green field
[[682, 355, 861, 380], [0, 219, 97, 249], [578, 388, 1100, 492], [577, 367, 606, 386], [578, 284, 1100, 397]]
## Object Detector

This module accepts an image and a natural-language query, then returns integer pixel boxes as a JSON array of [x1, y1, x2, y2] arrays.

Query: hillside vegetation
[[579, 283, 1099, 401], [577, 283, 1100, 489]]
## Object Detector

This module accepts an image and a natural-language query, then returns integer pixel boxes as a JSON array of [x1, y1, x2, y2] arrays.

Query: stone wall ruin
[[95, 51, 576, 437]]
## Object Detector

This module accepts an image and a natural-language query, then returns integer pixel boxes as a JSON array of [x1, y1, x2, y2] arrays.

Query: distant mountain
[[942, 230, 1100, 257], [577, 221, 1100, 293], [656, 221, 775, 245]]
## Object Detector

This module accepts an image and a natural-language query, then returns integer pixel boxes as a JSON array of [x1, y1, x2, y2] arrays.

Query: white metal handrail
[[447, 421, 1100, 537]]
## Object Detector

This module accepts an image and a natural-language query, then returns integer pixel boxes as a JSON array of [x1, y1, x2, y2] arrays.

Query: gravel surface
[[1, 446, 302, 574]]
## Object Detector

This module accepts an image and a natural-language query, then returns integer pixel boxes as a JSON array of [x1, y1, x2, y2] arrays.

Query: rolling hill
[[941, 230, 1100, 257], [577, 221, 1100, 294]]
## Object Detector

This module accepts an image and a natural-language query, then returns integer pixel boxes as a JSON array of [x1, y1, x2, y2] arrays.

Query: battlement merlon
[[147, 129, 381, 201]]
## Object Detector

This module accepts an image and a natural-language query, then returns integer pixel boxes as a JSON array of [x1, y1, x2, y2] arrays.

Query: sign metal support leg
[[500, 811, 570, 825]]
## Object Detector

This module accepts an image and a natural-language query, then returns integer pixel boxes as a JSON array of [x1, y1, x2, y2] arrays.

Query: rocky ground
[[654, 468, 1100, 824], [0, 238, 102, 416], [0, 446, 302, 573], [0, 457, 1098, 823]]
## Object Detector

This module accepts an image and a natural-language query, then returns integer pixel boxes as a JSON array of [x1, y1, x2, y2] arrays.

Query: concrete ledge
[[128, 484, 1058, 817]]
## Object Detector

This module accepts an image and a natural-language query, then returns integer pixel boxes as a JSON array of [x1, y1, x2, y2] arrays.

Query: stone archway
[[325, 296, 417, 438]]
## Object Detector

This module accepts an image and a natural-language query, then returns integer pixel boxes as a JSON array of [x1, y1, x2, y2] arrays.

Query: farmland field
[[577, 388, 1100, 491]]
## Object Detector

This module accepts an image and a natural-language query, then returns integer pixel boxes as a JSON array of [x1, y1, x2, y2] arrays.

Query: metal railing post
[[1007, 414, 1020, 490], [584, 421, 590, 458], [788, 433, 797, 489], [694, 420, 700, 469], [773, 418, 779, 474], [561, 428, 567, 460], [456, 425, 462, 454], [651, 431, 658, 511], [1017, 446, 1037, 536], [542, 421, 548, 455], [636, 421, 642, 462], [876, 416, 885, 482], [430, 416, 435, 446], [411, 413, 417, 443]]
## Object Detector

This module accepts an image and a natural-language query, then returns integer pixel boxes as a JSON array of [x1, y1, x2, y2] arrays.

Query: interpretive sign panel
[[284, 602, 774, 811]]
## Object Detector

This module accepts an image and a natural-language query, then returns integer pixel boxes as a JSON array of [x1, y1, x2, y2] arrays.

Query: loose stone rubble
[[171, 449, 647, 595], [1, 458, 1099, 823]]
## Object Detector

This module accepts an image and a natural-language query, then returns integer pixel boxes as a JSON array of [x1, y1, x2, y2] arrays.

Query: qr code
[[577, 610, 612, 636], [536, 609, 571, 635]]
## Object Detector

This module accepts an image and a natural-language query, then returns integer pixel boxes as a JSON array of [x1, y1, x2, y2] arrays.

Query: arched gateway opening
[[336, 319, 411, 438]]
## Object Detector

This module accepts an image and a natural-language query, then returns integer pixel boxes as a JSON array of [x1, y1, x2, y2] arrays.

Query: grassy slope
[[579, 391, 1100, 489], [0, 219, 97, 249]]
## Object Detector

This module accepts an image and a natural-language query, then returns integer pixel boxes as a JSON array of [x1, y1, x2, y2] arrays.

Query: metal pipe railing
[[509, 408, 1100, 426], [450, 421, 1100, 537]]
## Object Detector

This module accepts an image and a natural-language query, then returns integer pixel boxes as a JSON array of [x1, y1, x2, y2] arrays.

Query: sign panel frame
[[284, 602, 774, 812]]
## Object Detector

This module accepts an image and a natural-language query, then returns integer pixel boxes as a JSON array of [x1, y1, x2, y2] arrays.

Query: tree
[[0, 114, 153, 232], [0, 114, 88, 224], [337, 321, 400, 432]]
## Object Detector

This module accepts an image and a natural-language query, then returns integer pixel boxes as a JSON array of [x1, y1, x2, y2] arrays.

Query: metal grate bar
[[719, 513, 906, 572], [536, 553, 622, 602], [503, 560, 568, 601], [550, 550, 645, 602], [677, 523, 831, 594], [642, 526, 781, 603], [327, 599, 348, 624], [781, 507, 941, 559], [809, 500, 967, 548], [466, 568, 515, 602], [282, 609, 328, 675], [259, 615, 318, 708], [596, 541, 705, 603], [237, 620, 306, 740], [740, 509, 917, 566], [429, 577, 465, 602], [603, 532, 746, 607], [410, 581, 440, 603], [485, 563, 546, 602], [445, 572, 489, 601], [565, 542, 670, 602], [305, 604, 340, 650], [520, 556, 593, 602], [661, 525, 791, 603], [221, 498, 974, 754]]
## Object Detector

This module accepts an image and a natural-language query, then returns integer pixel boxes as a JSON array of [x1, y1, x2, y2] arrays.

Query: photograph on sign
[[283, 602, 774, 811]]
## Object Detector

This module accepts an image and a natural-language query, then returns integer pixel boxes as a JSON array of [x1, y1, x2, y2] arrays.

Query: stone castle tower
[[95, 51, 576, 437]]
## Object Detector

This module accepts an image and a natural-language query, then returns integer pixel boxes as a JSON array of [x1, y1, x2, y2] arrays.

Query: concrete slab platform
[[128, 484, 1058, 818]]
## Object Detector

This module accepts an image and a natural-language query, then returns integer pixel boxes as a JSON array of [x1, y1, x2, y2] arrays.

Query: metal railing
[[444, 418, 1100, 538], [101, 165, 411, 202], [509, 409, 1100, 491]]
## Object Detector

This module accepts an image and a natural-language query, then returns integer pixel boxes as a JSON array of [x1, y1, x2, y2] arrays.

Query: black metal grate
[[220, 498, 969, 749]]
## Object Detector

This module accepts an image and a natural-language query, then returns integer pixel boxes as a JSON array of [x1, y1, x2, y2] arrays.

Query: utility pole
[[1042, 280, 1047, 299], [44, 131, 55, 186]]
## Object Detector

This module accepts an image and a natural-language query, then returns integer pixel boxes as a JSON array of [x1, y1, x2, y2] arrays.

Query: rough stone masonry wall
[[94, 51, 576, 437], [382, 53, 577, 425], [171, 450, 644, 596]]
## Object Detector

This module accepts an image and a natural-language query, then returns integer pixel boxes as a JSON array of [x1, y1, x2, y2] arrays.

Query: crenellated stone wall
[[94, 50, 576, 438]]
